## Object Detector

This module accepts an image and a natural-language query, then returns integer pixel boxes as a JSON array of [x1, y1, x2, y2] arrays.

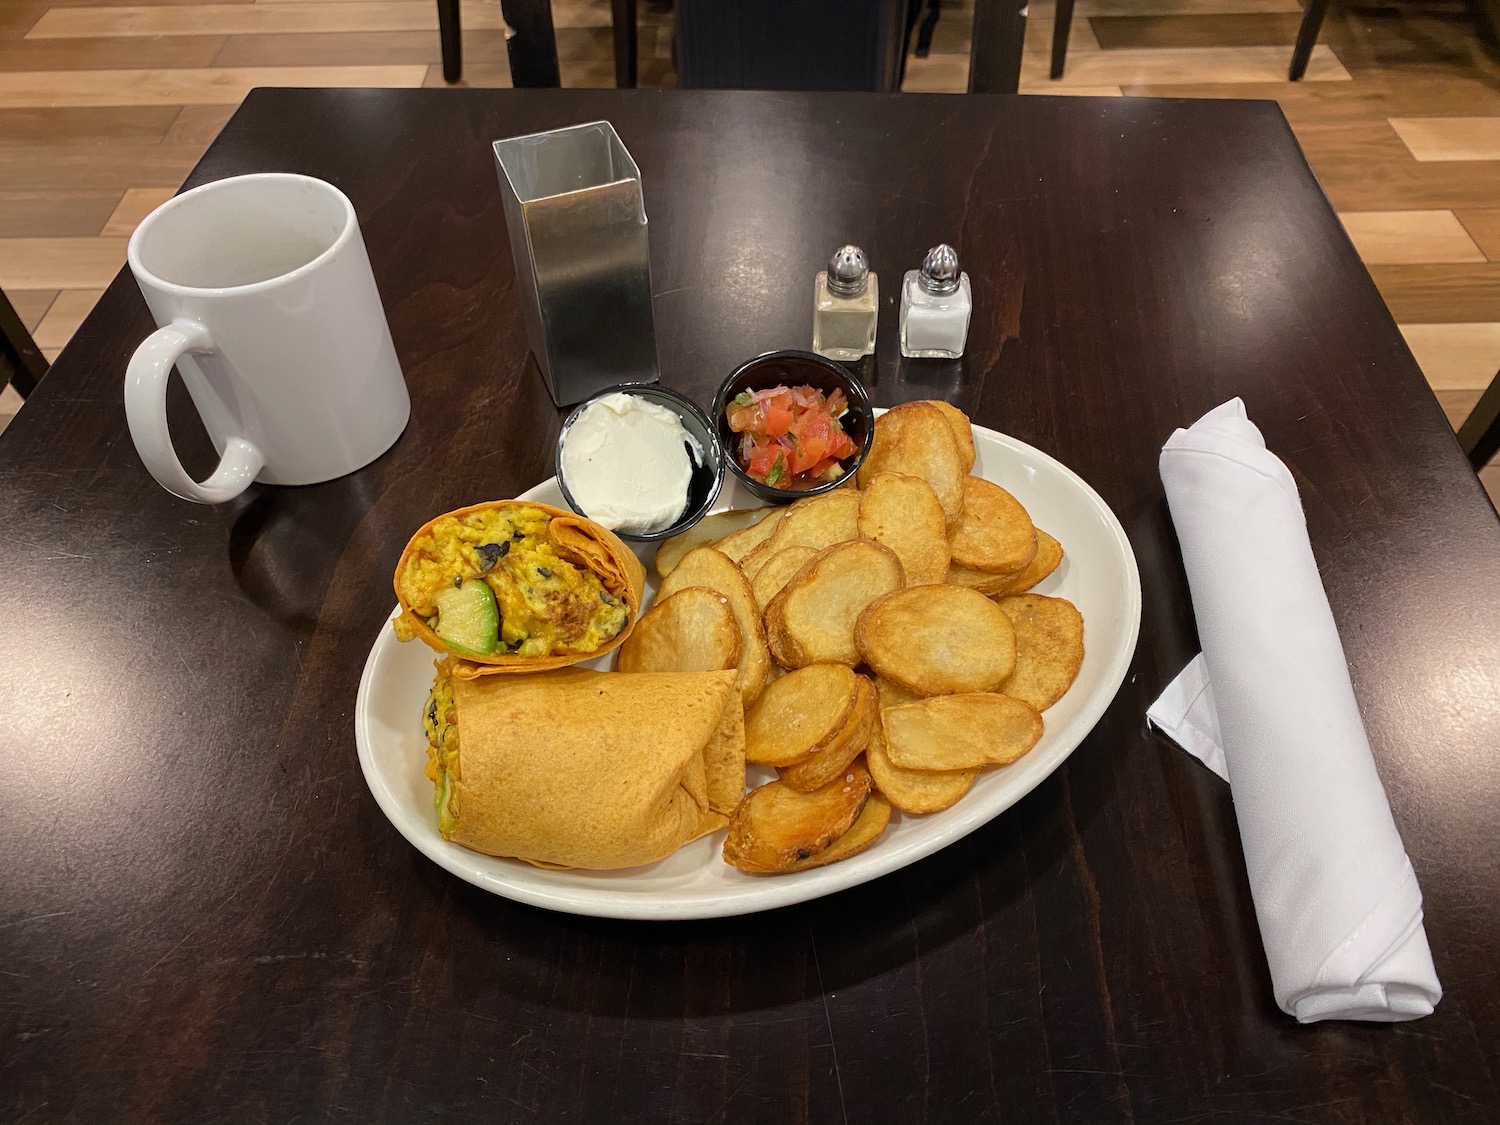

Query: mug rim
[[126, 172, 358, 298]]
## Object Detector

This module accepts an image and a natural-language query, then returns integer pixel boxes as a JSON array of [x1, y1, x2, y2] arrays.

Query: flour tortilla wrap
[[444, 667, 746, 869], [393, 499, 646, 677]]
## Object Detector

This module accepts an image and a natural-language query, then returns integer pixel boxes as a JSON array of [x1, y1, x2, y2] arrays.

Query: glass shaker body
[[899, 270, 971, 359], [813, 271, 878, 361]]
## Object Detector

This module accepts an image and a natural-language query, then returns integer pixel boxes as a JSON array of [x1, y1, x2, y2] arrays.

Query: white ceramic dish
[[355, 418, 1142, 920]]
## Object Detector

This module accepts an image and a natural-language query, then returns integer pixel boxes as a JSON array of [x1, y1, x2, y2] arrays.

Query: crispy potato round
[[722, 764, 873, 873], [927, 400, 976, 474], [857, 472, 950, 586], [777, 675, 877, 792], [855, 402, 966, 528], [745, 663, 858, 767], [855, 584, 1017, 695], [773, 486, 862, 546], [874, 675, 923, 709], [948, 476, 1037, 575], [657, 547, 771, 705], [783, 792, 891, 871], [986, 530, 1064, 598], [713, 510, 787, 565], [866, 718, 976, 814], [656, 507, 778, 578], [750, 545, 819, 614], [740, 487, 861, 575], [947, 563, 1022, 596], [995, 594, 1085, 711], [616, 586, 742, 675], [882, 693, 1043, 771], [765, 540, 905, 668]]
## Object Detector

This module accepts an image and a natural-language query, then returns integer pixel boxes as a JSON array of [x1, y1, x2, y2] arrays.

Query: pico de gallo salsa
[[725, 384, 858, 489]]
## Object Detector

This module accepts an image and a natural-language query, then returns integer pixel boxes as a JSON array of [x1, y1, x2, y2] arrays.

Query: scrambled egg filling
[[397, 505, 628, 657], [423, 664, 460, 837]]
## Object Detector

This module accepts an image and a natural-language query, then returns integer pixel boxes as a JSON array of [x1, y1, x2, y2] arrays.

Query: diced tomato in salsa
[[726, 384, 854, 489]]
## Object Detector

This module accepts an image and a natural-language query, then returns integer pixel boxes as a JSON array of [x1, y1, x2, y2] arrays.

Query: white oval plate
[[355, 418, 1141, 920]]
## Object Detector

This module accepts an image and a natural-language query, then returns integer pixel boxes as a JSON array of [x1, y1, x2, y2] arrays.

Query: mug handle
[[124, 319, 265, 504]]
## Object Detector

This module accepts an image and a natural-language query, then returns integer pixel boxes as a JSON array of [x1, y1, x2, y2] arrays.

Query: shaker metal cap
[[919, 244, 961, 296], [827, 245, 870, 297]]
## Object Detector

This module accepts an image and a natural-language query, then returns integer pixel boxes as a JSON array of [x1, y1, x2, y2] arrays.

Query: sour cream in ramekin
[[560, 391, 705, 535]]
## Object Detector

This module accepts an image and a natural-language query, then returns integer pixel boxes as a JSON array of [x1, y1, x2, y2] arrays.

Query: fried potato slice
[[740, 487, 861, 575], [750, 545, 819, 614], [927, 400, 976, 474], [857, 472, 950, 587], [722, 764, 873, 873], [713, 509, 787, 565], [882, 693, 1043, 771], [855, 402, 966, 528], [856, 584, 1017, 695], [745, 663, 859, 767], [947, 563, 1023, 596], [765, 540, 905, 668], [777, 675, 878, 792], [783, 792, 891, 871], [985, 530, 1064, 598], [874, 675, 923, 709], [656, 507, 778, 578], [995, 594, 1085, 711], [866, 718, 976, 814], [616, 586, 742, 675], [657, 547, 771, 705], [948, 476, 1037, 575]]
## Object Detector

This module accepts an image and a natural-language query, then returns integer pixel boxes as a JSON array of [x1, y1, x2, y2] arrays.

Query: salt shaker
[[813, 245, 878, 361], [900, 244, 971, 359]]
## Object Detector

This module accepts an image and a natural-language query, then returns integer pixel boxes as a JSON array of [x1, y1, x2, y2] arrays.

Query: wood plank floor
[[1, 0, 1497, 505]]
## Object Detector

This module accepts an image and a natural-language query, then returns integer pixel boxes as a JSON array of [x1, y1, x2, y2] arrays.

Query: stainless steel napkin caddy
[[493, 121, 659, 406]]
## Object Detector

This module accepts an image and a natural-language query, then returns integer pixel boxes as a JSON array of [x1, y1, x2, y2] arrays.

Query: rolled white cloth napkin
[[1146, 653, 1228, 783], [1156, 399, 1441, 1023]]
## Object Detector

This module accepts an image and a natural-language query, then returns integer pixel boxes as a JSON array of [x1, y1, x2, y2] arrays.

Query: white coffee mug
[[125, 173, 411, 503]]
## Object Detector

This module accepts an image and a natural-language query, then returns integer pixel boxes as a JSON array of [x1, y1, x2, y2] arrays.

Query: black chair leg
[[612, 0, 638, 87], [900, 0, 919, 84], [1051, 0, 1075, 80], [437, 0, 461, 83], [969, 0, 1026, 94], [0, 288, 46, 399], [1459, 370, 1500, 471], [916, 0, 941, 57], [500, 0, 561, 87], [1289, 0, 1331, 80]]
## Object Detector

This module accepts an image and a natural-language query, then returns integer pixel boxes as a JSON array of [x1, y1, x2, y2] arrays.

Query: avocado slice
[[431, 580, 499, 656]]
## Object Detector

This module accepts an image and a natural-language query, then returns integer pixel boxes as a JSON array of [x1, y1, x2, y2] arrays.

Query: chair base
[[1051, 0, 1076, 79], [0, 288, 46, 399], [1459, 371, 1500, 471], [1289, 0, 1332, 80], [435, 0, 637, 88], [437, 0, 461, 83]]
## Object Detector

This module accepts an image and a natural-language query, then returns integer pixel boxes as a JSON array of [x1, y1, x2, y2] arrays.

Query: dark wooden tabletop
[[2, 88, 1497, 1125]]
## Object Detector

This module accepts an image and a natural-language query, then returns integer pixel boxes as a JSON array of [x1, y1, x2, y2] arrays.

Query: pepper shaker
[[900, 244, 971, 359], [813, 245, 878, 361]]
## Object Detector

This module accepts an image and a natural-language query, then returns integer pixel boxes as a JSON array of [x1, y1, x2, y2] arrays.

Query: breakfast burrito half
[[394, 500, 646, 675], [423, 661, 746, 870]]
